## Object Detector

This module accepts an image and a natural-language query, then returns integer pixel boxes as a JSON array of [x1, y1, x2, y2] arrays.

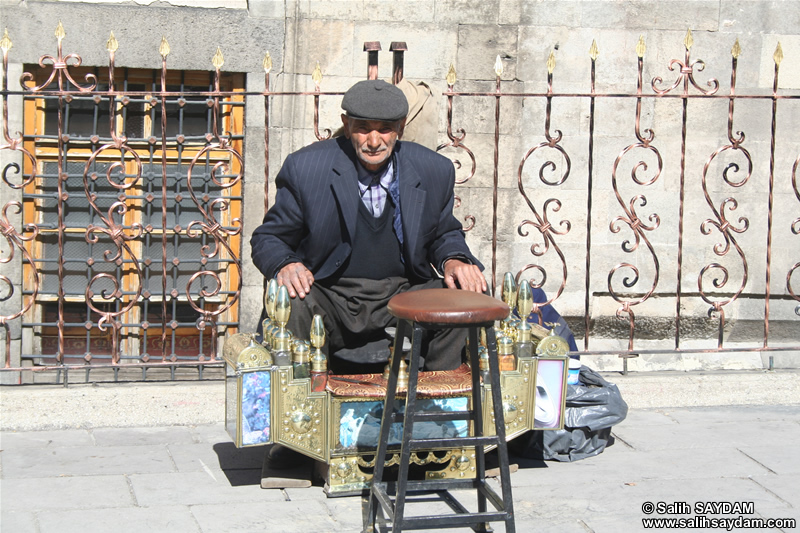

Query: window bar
[[764, 44, 782, 348], [159, 38, 170, 363], [584, 41, 598, 350]]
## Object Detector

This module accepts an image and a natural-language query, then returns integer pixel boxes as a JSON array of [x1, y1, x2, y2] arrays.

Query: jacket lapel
[[331, 140, 360, 243], [397, 145, 426, 260]]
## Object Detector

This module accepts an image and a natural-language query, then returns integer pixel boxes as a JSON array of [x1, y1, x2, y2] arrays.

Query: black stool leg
[[393, 321, 424, 532], [466, 326, 490, 532], [484, 326, 516, 533], [365, 319, 409, 533]]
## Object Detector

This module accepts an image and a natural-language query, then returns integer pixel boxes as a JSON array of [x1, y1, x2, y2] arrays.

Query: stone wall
[[1, 0, 798, 372]]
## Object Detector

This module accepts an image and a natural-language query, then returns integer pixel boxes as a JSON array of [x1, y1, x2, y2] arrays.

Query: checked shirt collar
[[356, 158, 394, 218]]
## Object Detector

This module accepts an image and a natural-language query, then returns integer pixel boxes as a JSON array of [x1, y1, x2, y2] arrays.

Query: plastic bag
[[509, 366, 628, 462]]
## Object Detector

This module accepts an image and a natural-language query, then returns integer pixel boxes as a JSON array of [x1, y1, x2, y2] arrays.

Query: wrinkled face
[[342, 115, 406, 172]]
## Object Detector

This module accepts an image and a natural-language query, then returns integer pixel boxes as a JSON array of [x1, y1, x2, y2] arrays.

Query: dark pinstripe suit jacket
[[250, 137, 480, 282]]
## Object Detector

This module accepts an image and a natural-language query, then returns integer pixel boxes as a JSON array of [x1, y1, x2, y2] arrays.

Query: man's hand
[[276, 262, 315, 299], [443, 259, 487, 293]]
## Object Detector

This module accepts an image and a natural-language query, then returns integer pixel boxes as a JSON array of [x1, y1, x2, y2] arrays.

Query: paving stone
[[615, 407, 677, 427], [748, 474, 800, 510], [167, 441, 264, 474], [0, 510, 37, 533], [665, 404, 800, 424], [37, 506, 200, 533], [191, 500, 342, 533], [513, 444, 771, 488], [1, 444, 175, 478], [0, 429, 94, 450], [612, 417, 800, 451], [737, 446, 800, 475], [0, 475, 133, 512], [189, 422, 234, 444], [91, 426, 195, 447], [129, 471, 284, 507]]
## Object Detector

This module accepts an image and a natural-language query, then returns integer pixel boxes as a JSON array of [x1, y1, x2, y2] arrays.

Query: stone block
[[720, 0, 800, 35], [577, 0, 719, 32], [450, 79, 525, 135], [434, 0, 502, 25], [352, 23, 458, 81], [248, 0, 293, 19], [362, 0, 436, 23], [290, 19, 356, 77], [456, 24, 519, 82], [1, 3, 283, 72], [238, 280, 265, 333], [305, 0, 363, 20]]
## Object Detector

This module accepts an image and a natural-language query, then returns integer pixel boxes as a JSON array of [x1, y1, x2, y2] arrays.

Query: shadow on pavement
[[212, 442, 264, 486]]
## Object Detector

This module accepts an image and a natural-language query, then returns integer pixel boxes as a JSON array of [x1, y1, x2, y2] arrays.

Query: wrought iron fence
[[1, 26, 798, 383]]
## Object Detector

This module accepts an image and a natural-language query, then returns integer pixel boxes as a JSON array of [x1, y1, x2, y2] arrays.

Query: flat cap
[[341, 79, 408, 122]]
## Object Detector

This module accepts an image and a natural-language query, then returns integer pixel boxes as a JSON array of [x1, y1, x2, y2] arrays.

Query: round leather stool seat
[[387, 288, 509, 325]]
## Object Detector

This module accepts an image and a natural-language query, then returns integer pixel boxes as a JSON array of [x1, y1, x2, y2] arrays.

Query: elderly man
[[251, 79, 485, 377]]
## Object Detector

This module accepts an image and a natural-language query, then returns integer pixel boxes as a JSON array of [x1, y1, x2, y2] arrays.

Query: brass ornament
[[535, 326, 570, 357], [159, 36, 170, 59], [310, 314, 327, 372], [222, 332, 272, 369], [292, 340, 310, 364], [589, 39, 599, 61], [311, 61, 322, 88], [0, 29, 12, 53], [684, 28, 694, 51], [731, 38, 741, 60], [494, 54, 504, 78], [272, 285, 292, 352], [290, 409, 312, 434], [55, 21, 66, 43], [212, 47, 224, 70], [446, 63, 457, 87], [516, 280, 533, 343], [774, 42, 784, 66], [263, 51, 273, 73], [636, 35, 646, 58], [106, 31, 118, 53]]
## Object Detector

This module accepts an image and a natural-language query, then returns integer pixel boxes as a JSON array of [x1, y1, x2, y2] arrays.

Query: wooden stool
[[364, 289, 516, 533]]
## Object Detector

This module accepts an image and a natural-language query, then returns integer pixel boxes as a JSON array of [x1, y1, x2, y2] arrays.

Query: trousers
[[273, 276, 467, 374]]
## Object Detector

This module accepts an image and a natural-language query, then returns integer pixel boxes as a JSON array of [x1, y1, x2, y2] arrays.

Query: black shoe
[[260, 444, 313, 489], [263, 444, 309, 471]]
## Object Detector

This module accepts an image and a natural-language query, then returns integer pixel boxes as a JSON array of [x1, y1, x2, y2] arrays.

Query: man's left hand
[[443, 259, 487, 293]]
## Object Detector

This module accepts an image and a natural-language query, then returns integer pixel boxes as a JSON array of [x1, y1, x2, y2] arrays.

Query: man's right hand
[[276, 262, 315, 299]]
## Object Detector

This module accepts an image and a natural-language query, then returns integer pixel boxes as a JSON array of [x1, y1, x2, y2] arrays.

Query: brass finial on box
[[272, 284, 293, 354], [261, 278, 279, 348], [310, 314, 327, 373], [501, 272, 518, 334], [516, 280, 533, 342]]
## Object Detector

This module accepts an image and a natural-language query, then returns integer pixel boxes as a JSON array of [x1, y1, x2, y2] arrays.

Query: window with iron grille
[[21, 67, 245, 366]]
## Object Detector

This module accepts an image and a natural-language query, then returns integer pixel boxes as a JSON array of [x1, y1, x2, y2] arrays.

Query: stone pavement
[[1, 370, 799, 532]]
